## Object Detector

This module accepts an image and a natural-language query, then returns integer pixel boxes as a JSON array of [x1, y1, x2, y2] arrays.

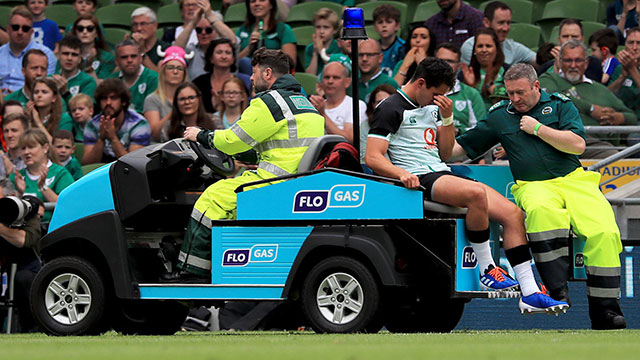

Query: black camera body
[[0, 195, 41, 227]]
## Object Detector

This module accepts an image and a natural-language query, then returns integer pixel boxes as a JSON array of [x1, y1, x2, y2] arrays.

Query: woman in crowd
[[236, 0, 297, 67], [193, 38, 250, 113], [71, 14, 116, 81], [144, 48, 190, 142], [27, 78, 73, 141], [10, 128, 74, 223], [166, 82, 216, 141], [361, 84, 395, 166], [213, 77, 250, 130], [461, 28, 507, 109], [393, 24, 436, 85]]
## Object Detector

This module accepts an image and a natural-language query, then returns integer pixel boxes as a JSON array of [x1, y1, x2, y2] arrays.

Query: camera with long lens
[[0, 195, 40, 227]]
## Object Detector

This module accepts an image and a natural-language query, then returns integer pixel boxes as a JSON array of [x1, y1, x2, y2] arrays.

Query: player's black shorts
[[419, 171, 474, 201]]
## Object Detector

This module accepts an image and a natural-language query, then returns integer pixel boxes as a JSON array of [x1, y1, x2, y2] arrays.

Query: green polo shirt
[[305, 39, 341, 75], [5, 87, 69, 112], [610, 65, 640, 118], [237, 22, 297, 54], [456, 91, 585, 182], [54, 69, 97, 104], [109, 66, 158, 114], [358, 70, 398, 102], [447, 80, 486, 134], [539, 72, 637, 145]]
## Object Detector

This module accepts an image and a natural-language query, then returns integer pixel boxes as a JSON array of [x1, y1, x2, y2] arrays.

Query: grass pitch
[[2, 330, 639, 360]]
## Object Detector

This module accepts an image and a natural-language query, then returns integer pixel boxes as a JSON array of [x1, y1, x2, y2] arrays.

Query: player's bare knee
[[466, 184, 489, 212]]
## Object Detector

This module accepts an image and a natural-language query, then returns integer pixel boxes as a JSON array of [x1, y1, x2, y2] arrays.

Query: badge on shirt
[[70, 85, 80, 96], [455, 29, 468, 35], [45, 176, 55, 187], [624, 78, 633, 87], [455, 100, 467, 112], [138, 83, 147, 94], [542, 106, 553, 115], [92, 60, 100, 70]]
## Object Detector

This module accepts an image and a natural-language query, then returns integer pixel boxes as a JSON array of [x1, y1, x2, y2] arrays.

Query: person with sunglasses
[[71, 14, 115, 82], [129, 7, 171, 73], [174, 1, 238, 81], [0, 6, 57, 94], [144, 47, 192, 142], [192, 38, 250, 113]]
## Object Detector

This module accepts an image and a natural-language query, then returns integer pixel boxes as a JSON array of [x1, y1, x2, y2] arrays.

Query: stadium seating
[[361, 1, 408, 28], [548, 21, 606, 45], [294, 72, 318, 95], [536, 0, 600, 41], [410, 2, 441, 29], [96, 3, 145, 30], [478, 0, 534, 24], [508, 23, 541, 50], [46, 4, 77, 31], [223, 3, 247, 30], [0, 6, 11, 26], [292, 25, 314, 70], [103, 28, 131, 46], [158, 3, 183, 28], [286, 2, 345, 28]]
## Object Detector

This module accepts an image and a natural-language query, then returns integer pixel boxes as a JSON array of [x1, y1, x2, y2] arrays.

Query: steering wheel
[[188, 140, 235, 176]]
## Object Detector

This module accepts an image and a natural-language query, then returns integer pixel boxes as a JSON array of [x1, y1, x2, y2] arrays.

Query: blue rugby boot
[[519, 292, 570, 316], [480, 265, 520, 291]]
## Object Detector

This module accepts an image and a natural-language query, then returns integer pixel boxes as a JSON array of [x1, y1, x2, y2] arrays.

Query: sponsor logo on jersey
[[293, 184, 365, 213], [424, 128, 436, 146]]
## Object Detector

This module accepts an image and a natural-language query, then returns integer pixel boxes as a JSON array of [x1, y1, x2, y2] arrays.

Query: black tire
[[30, 256, 109, 336], [301, 256, 381, 333], [385, 297, 466, 333], [112, 300, 189, 335]]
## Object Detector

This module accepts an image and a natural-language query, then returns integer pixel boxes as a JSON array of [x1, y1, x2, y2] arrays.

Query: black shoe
[[160, 271, 210, 284], [549, 284, 572, 308], [592, 311, 627, 330]]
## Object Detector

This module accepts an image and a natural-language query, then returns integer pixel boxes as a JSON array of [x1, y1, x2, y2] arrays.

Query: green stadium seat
[[96, 3, 145, 30], [361, 1, 408, 29], [536, 0, 600, 41], [115, 0, 173, 12], [73, 142, 84, 161], [410, 2, 440, 28], [508, 23, 541, 50], [286, 2, 345, 28], [294, 72, 318, 96], [292, 26, 314, 71], [82, 163, 106, 176], [158, 3, 183, 27], [548, 21, 606, 46], [365, 24, 381, 41], [46, 4, 77, 31], [103, 28, 130, 46], [0, 6, 11, 27], [478, 0, 534, 24], [223, 3, 247, 29]]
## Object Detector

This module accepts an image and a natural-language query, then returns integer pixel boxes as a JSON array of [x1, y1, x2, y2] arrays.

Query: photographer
[[0, 177, 44, 333]]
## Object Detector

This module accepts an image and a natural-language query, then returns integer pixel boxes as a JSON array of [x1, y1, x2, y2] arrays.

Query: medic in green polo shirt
[[51, 35, 97, 105], [108, 39, 158, 114], [454, 63, 626, 330]]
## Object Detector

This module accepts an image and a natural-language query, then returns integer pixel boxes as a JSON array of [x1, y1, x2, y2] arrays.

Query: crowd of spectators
[[0, 0, 639, 332]]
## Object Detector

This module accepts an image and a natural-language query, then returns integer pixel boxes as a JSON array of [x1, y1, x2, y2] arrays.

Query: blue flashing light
[[343, 8, 364, 30]]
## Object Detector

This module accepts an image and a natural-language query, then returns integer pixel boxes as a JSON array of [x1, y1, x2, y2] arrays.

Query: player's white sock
[[471, 241, 495, 274], [513, 261, 539, 297]]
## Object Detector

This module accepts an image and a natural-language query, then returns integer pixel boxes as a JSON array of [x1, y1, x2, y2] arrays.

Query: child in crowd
[[26, 0, 62, 51], [589, 28, 621, 84], [305, 8, 341, 75], [52, 129, 82, 181], [372, 4, 404, 76], [68, 93, 93, 143]]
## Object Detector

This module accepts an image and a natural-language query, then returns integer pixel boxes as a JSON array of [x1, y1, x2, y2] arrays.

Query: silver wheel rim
[[44, 273, 92, 325], [316, 272, 363, 325]]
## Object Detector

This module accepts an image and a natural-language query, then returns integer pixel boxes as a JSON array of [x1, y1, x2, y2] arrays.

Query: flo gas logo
[[222, 245, 278, 266], [462, 246, 478, 269], [293, 184, 366, 213]]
